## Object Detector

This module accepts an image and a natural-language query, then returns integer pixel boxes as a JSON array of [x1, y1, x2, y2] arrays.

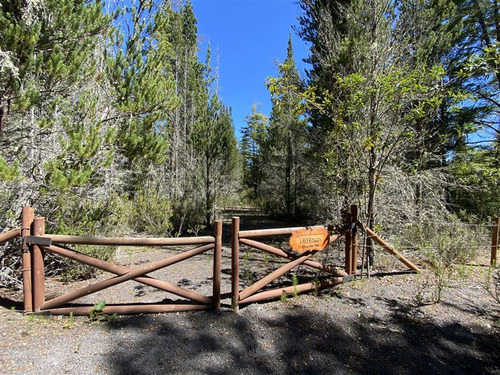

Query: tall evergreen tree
[[264, 35, 309, 218], [0, 0, 113, 232], [191, 46, 238, 226], [240, 104, 268, 203]]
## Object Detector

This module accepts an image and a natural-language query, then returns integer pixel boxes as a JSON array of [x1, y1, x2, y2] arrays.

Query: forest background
[[0, 0, 498, 282]]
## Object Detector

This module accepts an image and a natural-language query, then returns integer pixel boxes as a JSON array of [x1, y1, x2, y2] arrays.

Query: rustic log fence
[[1, 205, 498, 315], [1, 206, 222, 315], [492, 217, 500, 266]]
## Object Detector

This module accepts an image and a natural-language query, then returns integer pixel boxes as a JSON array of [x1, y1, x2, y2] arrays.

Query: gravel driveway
[[1, 233, 499, 374]]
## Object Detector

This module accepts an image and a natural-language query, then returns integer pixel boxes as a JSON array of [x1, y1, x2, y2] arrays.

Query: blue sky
[[191, 0, 310, 138]]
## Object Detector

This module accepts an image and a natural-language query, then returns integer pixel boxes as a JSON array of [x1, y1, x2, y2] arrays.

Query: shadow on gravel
[[105, 310, 279, 375], [104, 299, 500, 375], [0, 295, 22, 310]]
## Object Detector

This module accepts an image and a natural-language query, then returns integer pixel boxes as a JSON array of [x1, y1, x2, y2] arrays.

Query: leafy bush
[[397, 220, 488, 303], [129, 188, 173, 235]]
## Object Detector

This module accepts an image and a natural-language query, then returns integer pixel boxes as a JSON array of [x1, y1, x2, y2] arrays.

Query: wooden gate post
[[21, 206, 35, 312], [350, 205, 358, 275], [344, 211, 352, 274], [231, 217, 240, 312], [212, 220, 222, 310], [32, 217, 45, 312], [491, 217, 500, 266]]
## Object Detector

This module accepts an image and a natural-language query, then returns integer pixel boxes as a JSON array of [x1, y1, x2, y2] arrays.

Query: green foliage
[[126, 188, 173, 235], [0, 0, 111, 111], [191, 46, 239, 225], [399, 221, 487, 303], [280, 291, 288, 302], [486, 265, 500, 305], [264, 36, 310, 218], [240, 105, 268, 202], [292, 273, 299, 298], [449, 147, 500, 221], [0, 158, 20, 181], [89, 300, 117, 323], [109, 2, 178, 166], [63, 312, 75, 329]]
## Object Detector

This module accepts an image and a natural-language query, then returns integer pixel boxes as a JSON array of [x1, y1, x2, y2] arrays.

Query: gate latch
[[24, 236, 52, 246]]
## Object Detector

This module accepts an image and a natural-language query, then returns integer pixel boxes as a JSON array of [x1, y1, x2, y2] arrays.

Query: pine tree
[[108, 1, 179, 172], [263, 35, 309, 218], [0, 0, 113, 232], [191, 45, 238, 226], [240, 105, 268, 203]]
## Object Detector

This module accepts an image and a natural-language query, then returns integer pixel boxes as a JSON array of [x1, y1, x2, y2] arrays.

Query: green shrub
[[130, 188, 173, 235]]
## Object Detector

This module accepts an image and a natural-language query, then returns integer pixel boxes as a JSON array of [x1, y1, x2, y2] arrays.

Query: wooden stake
[[213, 220, 222, 309], [491, 217, 500, 266], [350, 205, 358, 275], [344, 212, 352, 274], [21, 206, 34, 312], [32, 217, 45, 312], [231, 217, 240, 312]]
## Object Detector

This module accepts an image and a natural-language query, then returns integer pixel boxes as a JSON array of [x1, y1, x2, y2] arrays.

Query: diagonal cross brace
[[41, 243, 214, 310], [42, 244, 213, 305], [239, 251, 316, 301], [239, 238, 347, 277]]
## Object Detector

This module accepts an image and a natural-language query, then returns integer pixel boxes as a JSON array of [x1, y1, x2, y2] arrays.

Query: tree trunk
[[205, 156, 211, 227], [285, 135, 292, 218]]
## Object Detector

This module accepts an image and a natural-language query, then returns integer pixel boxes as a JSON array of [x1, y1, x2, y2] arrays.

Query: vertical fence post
[[231, 217, 240, 312], [21, 206, 35, 312], [350, 205, 358, 275], [491, 217, 500, 266], [32, 217, 45, 312], [213, 220, 222, 310], [344, 211, 352, 274]]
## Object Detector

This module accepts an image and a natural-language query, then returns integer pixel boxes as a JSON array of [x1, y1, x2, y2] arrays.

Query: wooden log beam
[[491, 217, 500, 266], [231, 217, 240, 311], [0, 228, 21, 245], [239, 225, 330, 238], [240, 277, 343, 305], [357, 221, 420, 272], [42, 234, 214, 247], [32, 217, 45, 312], [41, 304, 211, 316], [21, 207, 34, 311], [350, 205, 358, 275], [212, 220, 222, 309]]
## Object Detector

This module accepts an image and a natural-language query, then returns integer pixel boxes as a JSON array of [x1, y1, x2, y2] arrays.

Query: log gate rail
[[1, 206, 222, 315]]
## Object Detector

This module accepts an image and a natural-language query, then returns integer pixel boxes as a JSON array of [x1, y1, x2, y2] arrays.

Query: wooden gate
[[2, 206, 222, 315], [230, 216, 351, 311]]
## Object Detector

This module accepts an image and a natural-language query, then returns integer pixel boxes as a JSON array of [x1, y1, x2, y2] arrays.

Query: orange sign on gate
[[289, 228, 330, 253]]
